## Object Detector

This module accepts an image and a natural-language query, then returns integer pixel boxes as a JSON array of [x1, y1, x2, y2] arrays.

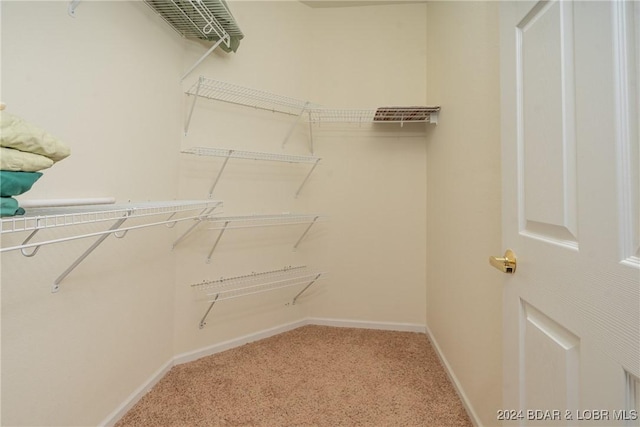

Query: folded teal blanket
[[1, 197, 25, 217], [0, 170, 43, 197]]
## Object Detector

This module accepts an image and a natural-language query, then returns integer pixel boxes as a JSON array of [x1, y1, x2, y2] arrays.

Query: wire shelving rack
[[191, 265, 325, 328]]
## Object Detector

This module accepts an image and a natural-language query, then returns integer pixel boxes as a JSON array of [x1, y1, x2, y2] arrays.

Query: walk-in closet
[[1, 1, 504, 426]]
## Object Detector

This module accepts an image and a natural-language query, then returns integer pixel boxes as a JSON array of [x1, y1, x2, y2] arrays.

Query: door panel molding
[[521, 301, 580, 422], [614, 0, 640, 268], [516, 0, 578, 248]]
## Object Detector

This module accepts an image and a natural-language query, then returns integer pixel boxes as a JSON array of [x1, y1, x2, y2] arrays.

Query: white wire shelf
[[181, 147, 319, 164], [1, 200, 220, 235], [186, 77, 316, 116], [192, 265, 325, 328], [184, 77, 441, 154], [144, 0, 243, 42], [181, 147, 321, 198], [308, 106, 440, 125], [1, 200, 222, 292], [206, 213, 324, 230], [144, 1, 244, 80], [175, 213, 324, 264]]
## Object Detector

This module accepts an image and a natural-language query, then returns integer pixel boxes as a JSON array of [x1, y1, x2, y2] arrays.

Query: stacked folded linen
[[0, 111, 71, 216], [0, 171, 42, 216]]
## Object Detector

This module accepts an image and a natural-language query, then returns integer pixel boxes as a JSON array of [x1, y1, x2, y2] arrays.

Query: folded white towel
[[0, 146, 54, 171]]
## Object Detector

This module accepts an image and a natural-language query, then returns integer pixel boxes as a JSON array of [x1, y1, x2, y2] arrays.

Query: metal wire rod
[[52, 216, 128, 293], [180, 37, 227, 82], [182, 147, 319, 164], [308, 111, 314, 154], [205, 214, 323, 228], [19, 229, 42, 257], [193, 266, 325, 329], [206, 220, 229, 263], [292, 273, 322, 305], [295, 159, 320, 198], [199, 293, 219, 329], [293, 216, 319, 250], [208, 149, 233, 197], [1, 200, 222, 235], [185, 78, 315, 116], [2, 209, 219, 254], [281, 102, 310, 149], [192, 265, 306, 290], [202, 273, 321, 298], [184, 76, 203, 135], [185, 145, 321, 197], [171, 206, 219, 249]]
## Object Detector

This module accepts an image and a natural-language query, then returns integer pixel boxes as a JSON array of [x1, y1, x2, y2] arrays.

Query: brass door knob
[[489, 249, 517, 274]]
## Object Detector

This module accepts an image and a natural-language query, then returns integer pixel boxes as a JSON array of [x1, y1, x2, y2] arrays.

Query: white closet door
[[500, 1, 640, 425]]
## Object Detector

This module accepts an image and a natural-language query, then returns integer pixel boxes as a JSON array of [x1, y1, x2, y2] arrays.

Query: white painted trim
[[99, 358, 173, 427], [425, 324, 482, 427], [173, 319, 308, 365], [102, 317, 428, 426], [307, 317, 426, 333]]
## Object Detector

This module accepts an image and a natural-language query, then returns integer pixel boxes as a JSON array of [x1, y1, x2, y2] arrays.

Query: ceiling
[[300, 0, 427, 8]]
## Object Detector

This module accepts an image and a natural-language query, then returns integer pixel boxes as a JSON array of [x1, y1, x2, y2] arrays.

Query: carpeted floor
[[115, 325, 473, 426]]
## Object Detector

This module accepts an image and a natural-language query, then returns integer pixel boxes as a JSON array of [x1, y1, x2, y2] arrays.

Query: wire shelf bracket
[[143, 1, 243, 81], [68, 0, 81, 17], [181, 147, 321, 198], [1, 200, 222, 292], [192, 266, 325, 328], [174, 213, 324, 263]]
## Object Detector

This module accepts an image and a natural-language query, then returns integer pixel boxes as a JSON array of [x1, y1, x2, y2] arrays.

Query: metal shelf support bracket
[[20, 229, 42, 257], [68, 0, 80, 17], [172, 206, 219, 249], [281, 102, 310, 149], [206, 220, 230, 263], [199, 293, 219, 329], [293, 216, 319, 250], [292, 273, 322, 305], [180, 37, 228, 83], [208, 150, 233, 197], [294, 159, 320, 198], [184, 77, 204, 135], [52, 215, 129, 293]]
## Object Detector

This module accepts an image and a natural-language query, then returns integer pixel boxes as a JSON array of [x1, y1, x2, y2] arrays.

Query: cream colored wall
[[304, 3, 428, 324], [173, 1, 315, 353], [0, 2, 184, 426], [173, 1, 428, 355], [425, 2, 502, 427], [1, 1, 429, 425]]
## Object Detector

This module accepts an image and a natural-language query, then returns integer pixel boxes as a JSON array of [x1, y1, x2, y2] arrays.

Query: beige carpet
[[115, 325, 473, 426]]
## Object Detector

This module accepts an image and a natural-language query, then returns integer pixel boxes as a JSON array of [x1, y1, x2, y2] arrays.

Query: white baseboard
[[99, 358, 173, 427], [102, 317, 428, 426], [307, 317, 427, 333], [424, 324, 482, 427], [173, 318, 308, 365]]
